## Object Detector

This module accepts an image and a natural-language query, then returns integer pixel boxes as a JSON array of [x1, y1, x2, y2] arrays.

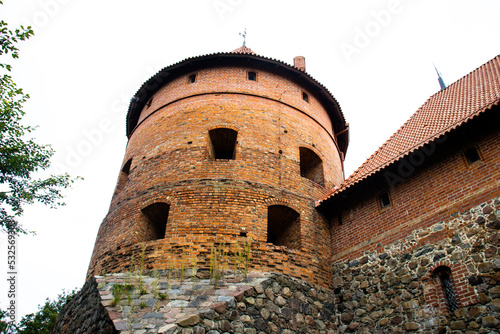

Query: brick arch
[[264, 199, 302, 250], [141, 194, 172, 208], [298, 145, 323, 160], [207, 123, 240, 132], [206, 125, 239, 160], [263, 198, 301, 214], [422, 261, 477, 313], [136, 194, 172, 243]]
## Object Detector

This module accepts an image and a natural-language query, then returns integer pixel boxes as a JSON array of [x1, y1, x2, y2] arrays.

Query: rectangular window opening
[[464, 147, 481, 164], [248, 71, 257, 81], [267, 205, 301, 249], [146, 97, 153, 109], [299, 147, 324, 185], [188, 74, 197, 84], [302, 92, 309, 103], [208, 128, 238, 160], [380, 192, 391, 208], [141, 203, 170, 241]]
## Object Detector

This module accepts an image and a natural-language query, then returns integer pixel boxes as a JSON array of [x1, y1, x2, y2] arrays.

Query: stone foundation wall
[[52, 271, 338, 334], [331, 197, 500, 333], [49, 276, 117, 334]]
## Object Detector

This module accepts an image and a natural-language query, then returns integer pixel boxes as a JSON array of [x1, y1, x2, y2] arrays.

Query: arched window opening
[[208, 128, 238, 160], [434, 266, 459, 312], [122, 159, 132, 175], [116, 158, 132, 193], [299, 147, 324, 185], [141, 203, 170, 241], [267, 205, 301, 249]]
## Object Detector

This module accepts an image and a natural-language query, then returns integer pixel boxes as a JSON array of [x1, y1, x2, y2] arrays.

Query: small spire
[[434, 64, 447, 91], [239, 28, 247, 47]]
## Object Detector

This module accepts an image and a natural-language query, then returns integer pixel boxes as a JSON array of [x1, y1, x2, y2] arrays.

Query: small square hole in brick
[[464, 147, 480, 164], [380, 193, 391, 208], [248, 71, 256, 81], [302, 92, 309, 102]]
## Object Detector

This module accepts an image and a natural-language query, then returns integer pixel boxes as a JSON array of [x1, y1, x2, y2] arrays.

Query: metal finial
[[434, 64, 447, 91], [239, 28, 247, 47]]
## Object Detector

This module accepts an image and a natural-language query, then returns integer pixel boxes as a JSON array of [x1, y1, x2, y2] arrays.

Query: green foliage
[[0, 289, 77, 334], [234, 237, 252, 277], [0, 310, 10, 333], [157, 292, 168, 301], [0, 3, 79, 235], [210, 242, 228, 288], [111, 284, 133, 306], [180, 250, 186, 282]]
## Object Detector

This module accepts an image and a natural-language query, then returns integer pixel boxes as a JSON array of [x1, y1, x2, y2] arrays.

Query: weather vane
[[239, 28, 247, 47]]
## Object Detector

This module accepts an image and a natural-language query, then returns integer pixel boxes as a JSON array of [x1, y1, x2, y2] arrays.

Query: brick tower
[[88, 46, 349, 287]]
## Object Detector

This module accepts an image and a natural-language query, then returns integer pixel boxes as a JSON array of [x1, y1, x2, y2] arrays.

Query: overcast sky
[[1, 0, 499, 319]]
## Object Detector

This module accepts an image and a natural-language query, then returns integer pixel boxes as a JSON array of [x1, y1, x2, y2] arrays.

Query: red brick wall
[[328, 108, 500, 262], [88, 65, 344, 287]]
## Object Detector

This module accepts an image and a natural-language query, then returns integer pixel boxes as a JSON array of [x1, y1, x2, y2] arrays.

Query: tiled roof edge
[[317, 54, 500, 205]]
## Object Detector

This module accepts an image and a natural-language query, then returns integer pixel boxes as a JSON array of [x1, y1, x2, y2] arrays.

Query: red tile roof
[[231, 45, 257, 55], [318, 54, 500, 205]]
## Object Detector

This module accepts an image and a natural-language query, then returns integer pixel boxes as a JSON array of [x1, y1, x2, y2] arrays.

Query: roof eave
[[125, 52, 348, 156]]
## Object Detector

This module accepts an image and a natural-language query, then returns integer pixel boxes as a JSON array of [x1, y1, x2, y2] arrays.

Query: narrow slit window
[[302, 92, 309, 103], [434, 266, 459, 312], [188, 74, 197, 84], [464, 147, 480, 164], [208, 128, 238, 160], [146, 97, 153, 109], [141, 203, 170, 241], [380, 192, 391, 208], [267, 205, 301, 249], [299, 147, 324, 185], [248, 71, 257, 81]]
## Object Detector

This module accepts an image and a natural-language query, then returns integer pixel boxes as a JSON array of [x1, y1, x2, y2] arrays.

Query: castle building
[[88, 45, 349, 287], [77, 47, 500, 332]]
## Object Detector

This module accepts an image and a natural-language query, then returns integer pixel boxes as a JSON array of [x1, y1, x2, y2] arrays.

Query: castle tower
[[88, 46, 348, 287]]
